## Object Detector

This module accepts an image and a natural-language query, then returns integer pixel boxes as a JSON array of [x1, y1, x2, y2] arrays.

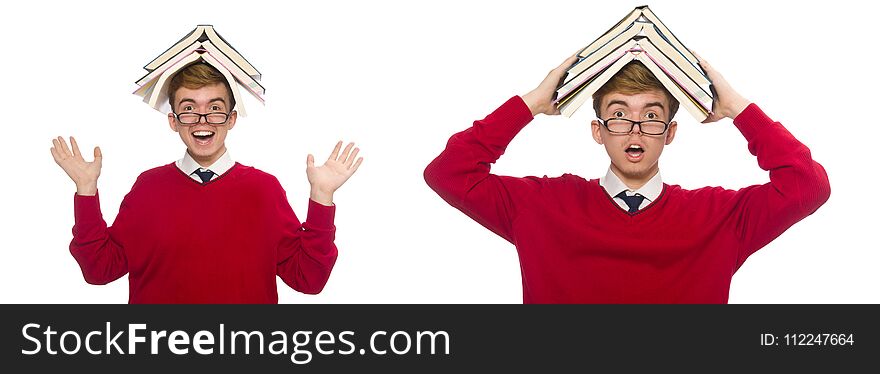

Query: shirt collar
[[175, 150, 234, 176], [599, 167, 663, 202]]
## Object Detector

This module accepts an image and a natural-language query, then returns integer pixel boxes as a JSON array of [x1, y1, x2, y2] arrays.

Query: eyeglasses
[[597, 118, 670, 136], [172, 112, 230, 125]]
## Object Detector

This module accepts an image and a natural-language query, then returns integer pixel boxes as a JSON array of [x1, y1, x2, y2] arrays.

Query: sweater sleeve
[[730, 104, 831, 267], [70, 192, 129, 285], [423, 96, 544, 243], [275, 192, 338, 295]]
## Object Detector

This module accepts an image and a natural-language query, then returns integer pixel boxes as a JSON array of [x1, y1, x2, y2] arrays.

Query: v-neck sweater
[[71, 162, 337, 304], [424, 96, 830, 303]]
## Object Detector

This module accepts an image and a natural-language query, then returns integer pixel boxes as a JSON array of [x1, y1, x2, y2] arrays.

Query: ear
[[591, 120, 604, 145], [168, 113, 179, 132], [226, 110, 237, 130], [665, 121, 677, 145]]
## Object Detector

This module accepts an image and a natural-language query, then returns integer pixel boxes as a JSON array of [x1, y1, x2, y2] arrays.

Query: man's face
[[167, 83, 237, 167], [591, 90, 677, 188]]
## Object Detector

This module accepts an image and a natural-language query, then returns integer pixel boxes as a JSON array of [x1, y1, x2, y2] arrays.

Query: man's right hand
[[50, 136, 102, 196], [521, 54, 579, 117]]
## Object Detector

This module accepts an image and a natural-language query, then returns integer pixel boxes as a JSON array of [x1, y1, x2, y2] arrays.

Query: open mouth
[[192, 130, 215, 145], [625, 144, 644, 160]]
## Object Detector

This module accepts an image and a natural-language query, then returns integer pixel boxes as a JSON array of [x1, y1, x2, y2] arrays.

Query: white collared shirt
[[175, 150, 235, 182], [599, 167, 663, 212]]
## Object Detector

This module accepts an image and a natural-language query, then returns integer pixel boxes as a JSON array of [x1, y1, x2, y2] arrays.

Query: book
[[556, 37, 711, 114], [556, 6, 712, 121], [569, 6, 701, 79], [575, 6, 648, 63], [557, 42, 709, 121], [560, 22, 709, 100], [134, 25, 263, 115], [143, 25, 260, 80], [135, 40, 265, 101]]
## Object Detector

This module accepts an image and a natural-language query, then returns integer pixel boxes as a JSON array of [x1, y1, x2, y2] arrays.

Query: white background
[[1, 0, 876, 303]]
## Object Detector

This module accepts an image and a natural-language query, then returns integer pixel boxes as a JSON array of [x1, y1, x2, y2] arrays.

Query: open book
[[555, 6, 712, 121], [143, 25, 260, 80]]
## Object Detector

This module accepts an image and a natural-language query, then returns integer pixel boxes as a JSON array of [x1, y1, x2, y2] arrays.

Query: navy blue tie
[[615, 191, 645, 213], [193, 169, 215, 183]]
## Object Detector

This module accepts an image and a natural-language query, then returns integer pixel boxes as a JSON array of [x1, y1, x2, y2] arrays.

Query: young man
[[424, 55, 830, 303], [50, 63, 363, 303]]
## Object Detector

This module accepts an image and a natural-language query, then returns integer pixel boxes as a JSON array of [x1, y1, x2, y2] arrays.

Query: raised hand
[[693, 51, 751, 123], [50, 136, 102, 196], [522, 54, 580, 116], [306, 141, 364, 206]]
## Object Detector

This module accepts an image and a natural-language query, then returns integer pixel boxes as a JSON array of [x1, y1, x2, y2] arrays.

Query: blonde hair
[[168, 63, 235, 111], [592, 61, 679, 119]]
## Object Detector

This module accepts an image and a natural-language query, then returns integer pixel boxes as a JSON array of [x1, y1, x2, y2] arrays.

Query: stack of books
[[133, 25, 264, 116], [554, 6, 712, 121]]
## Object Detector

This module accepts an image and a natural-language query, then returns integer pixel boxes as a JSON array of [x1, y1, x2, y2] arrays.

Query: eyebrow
[[606, 100, 629, 109], [176, 98, 227, 108], [644, 102, 665, 110], [606, 100, 666, 110]]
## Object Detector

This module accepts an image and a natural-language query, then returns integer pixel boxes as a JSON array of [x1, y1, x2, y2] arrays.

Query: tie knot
[[615, 191, 645, 213], [193, 169, 215, 183]]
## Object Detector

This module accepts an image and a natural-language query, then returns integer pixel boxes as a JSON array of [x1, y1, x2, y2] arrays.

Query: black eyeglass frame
[[171, 111, 232, 125], [597, 117, 671, 136]]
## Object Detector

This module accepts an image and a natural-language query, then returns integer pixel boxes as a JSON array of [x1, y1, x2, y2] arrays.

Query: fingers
[[690, 50, 712, 72], [338, 142, 354, 163], [50, 144, 62, 164], [51, 137, 62, 158], [58, 136, 72, 158], [698, 59, 714, 76], [690, 49, 704, 63], [556, 53, 580, 71], [350, 157, 364, 174], [548, 55, 579, 82], [54, 136, 101, 162], [328, 141, 343, 161], [345, 146, 360, 167], [70, 136, 82, 159], [314, 142, 362, 166], [690, 50, 719, 80], [52, 136, 74, 162], [701, 113, 723, 124], [693, 53, 717, 79]]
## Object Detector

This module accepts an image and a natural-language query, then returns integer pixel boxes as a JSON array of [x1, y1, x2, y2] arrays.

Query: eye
[[613, 110, 625, 118], [211, 105, 222, 111], [182, 105, 194, 112], [645, 112, 657, 120]]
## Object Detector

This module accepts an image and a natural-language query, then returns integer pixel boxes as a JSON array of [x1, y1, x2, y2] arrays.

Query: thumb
[[306, 154, 315, 168], [93, 146, 103, 166]]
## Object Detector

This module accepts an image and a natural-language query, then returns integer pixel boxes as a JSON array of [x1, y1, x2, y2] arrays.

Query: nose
[[629, 122, 643, 135]]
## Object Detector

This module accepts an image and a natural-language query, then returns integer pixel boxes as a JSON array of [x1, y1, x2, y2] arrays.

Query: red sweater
[[424, 96, 830, 303], [71, 163, 337, 304]]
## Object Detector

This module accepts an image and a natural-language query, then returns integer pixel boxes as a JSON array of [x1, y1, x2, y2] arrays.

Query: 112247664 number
[[761, 333, 854, 346]]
